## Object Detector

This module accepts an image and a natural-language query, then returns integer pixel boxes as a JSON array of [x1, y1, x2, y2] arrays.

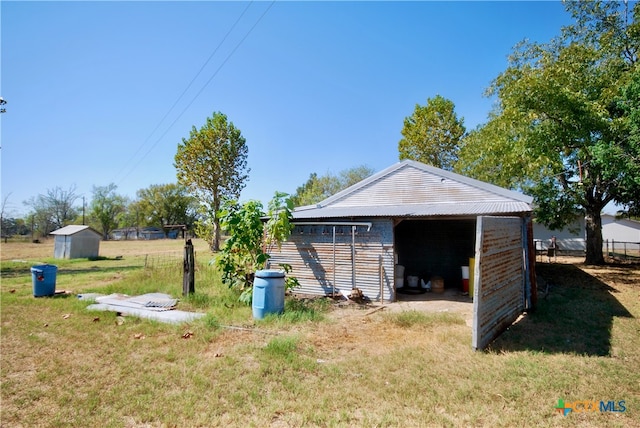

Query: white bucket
[[396, 277, 404, 289], [461, 266, 470, 280], [407, 276, 419, 288], [395, 265, 405, 278]]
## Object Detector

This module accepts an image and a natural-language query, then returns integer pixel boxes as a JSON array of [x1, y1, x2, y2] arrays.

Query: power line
[[115, 1, 275, 187], [113, 2, 254, 185]]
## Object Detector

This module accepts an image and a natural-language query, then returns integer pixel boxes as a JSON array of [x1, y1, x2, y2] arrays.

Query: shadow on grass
[[488, 263, 633, 356], [1, 264, 142, 279]]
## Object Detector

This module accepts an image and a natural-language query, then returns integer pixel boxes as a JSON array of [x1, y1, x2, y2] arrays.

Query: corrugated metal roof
[[293, 201, 532, 219], [50, 225, 101, 236], [293, 160, 532, 220]]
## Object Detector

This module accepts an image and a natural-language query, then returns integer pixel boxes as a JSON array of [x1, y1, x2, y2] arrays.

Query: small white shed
[[50, 225, 102, 259]]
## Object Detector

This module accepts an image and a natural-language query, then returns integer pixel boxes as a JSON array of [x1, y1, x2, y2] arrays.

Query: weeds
[[384, 309, 465, 328], [1, 241, 638, 427]]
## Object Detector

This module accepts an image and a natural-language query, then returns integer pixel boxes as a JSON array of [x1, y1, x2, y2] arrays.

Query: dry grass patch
[[1, 243, 639, 427]]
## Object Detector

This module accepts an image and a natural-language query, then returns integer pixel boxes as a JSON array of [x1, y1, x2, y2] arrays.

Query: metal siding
[[472, 216, 526, 350], [53, 236, 66, 259], [268, 219, 395, 302], [69, 229, 100, 259]]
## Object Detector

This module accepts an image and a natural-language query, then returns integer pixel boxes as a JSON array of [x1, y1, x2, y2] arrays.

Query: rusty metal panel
[[472, 216, 526, 350], [268, 219, 395, 302]]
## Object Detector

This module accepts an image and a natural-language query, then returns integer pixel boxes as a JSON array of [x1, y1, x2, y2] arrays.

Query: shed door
[[472, 216, 529, 350], [54, 236, 70, 259]]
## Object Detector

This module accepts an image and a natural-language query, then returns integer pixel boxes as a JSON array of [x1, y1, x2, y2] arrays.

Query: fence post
[[183, 239, 195, 296], [612, 239, 615, 258]]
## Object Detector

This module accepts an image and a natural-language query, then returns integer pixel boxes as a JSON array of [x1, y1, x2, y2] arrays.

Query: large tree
[[24, 185, 79, 236], [290, 165, 375, 207], [615, 66, 640, 217], [456, 1, 640, 265], [398, 95, 466, 170], [89, 183, 128, 240], [136, 183, 198, 231], [174, 112, 249, 251]]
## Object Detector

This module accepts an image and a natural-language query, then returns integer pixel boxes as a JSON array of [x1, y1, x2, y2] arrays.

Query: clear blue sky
[[1, 1, 574, 217]]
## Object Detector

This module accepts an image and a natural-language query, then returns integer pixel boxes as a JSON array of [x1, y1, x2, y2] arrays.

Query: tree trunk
[[584, 209, 605, 265], [211, 196, 221, 252], [212, 216, 221, 252]]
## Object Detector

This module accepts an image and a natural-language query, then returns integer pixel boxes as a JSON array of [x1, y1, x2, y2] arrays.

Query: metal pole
[[379, 255, 384, 303], [332, 226, 336, 297], [351, 225, 356, 290]]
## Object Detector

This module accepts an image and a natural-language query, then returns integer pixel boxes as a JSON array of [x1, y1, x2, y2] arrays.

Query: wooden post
[[183, 239, 195, 296]]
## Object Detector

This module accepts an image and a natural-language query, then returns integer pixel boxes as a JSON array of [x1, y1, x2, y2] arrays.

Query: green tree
[[290, 165, 375, 206], [174, 112, 249, 251], [216, 192, 297, 303], [89, 183, 128, 240], [614, 66, 640, 217], [398, 95, 466, 170], [136, 183, 198, 232], [456, 1, 640, 265]]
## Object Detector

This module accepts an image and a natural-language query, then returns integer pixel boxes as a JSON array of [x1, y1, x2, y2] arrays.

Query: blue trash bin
[[252, 269, 285, 319], [31, 264, 58, 297]]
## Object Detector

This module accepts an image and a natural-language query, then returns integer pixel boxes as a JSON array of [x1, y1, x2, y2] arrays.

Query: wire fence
[[534, 239, 640, 262], [143, 251, 184, 271], [604, 240, 640, 261]]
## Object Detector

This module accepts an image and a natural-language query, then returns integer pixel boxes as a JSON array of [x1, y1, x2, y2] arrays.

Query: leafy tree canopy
[[89, 183, 128, 239], [216, 192, 297, 303], [398, 95, 466, 170], [136, 183, 198, 231], [290, 165, 375, 207], [174, 112, 249, 250], [456, 1, 640, 265]]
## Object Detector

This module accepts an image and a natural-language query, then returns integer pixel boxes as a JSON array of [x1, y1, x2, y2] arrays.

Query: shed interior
[[394, 218, 476, 294]]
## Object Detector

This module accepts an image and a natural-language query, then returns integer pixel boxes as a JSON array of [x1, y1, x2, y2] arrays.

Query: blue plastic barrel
[[31, 264, 58, 297], [252, 269, 285, 319]]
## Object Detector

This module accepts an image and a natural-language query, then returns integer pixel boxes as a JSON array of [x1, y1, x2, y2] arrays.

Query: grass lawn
[[1, 239, 639, 427]]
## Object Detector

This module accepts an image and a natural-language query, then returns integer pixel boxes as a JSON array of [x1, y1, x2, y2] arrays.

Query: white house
[[532, 217, 586, 254], [602, 214, 640, 254]]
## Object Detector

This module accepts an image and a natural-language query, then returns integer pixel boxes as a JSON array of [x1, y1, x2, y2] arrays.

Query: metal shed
[[268, 160, 536, 349], [50, 225, 102, 259]]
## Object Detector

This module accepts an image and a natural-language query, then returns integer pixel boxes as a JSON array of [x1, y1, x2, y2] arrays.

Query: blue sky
[[1, 1, 574, 217]]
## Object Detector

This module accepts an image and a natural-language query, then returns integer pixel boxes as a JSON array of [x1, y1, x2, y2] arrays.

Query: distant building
[[111, 226, 167, 240], [602, 214, 640, 253], [533, 217, 586, 254], [140, 227, 165, 240], [50, 225, 102, 259], [111, 227, 139, 241]]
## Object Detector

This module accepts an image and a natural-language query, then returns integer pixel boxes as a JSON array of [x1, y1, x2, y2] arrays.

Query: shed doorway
[[394, 218, 476, 299]]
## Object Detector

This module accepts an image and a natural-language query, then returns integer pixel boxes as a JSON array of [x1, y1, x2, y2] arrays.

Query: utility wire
[[115, 1, 274, 187]]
